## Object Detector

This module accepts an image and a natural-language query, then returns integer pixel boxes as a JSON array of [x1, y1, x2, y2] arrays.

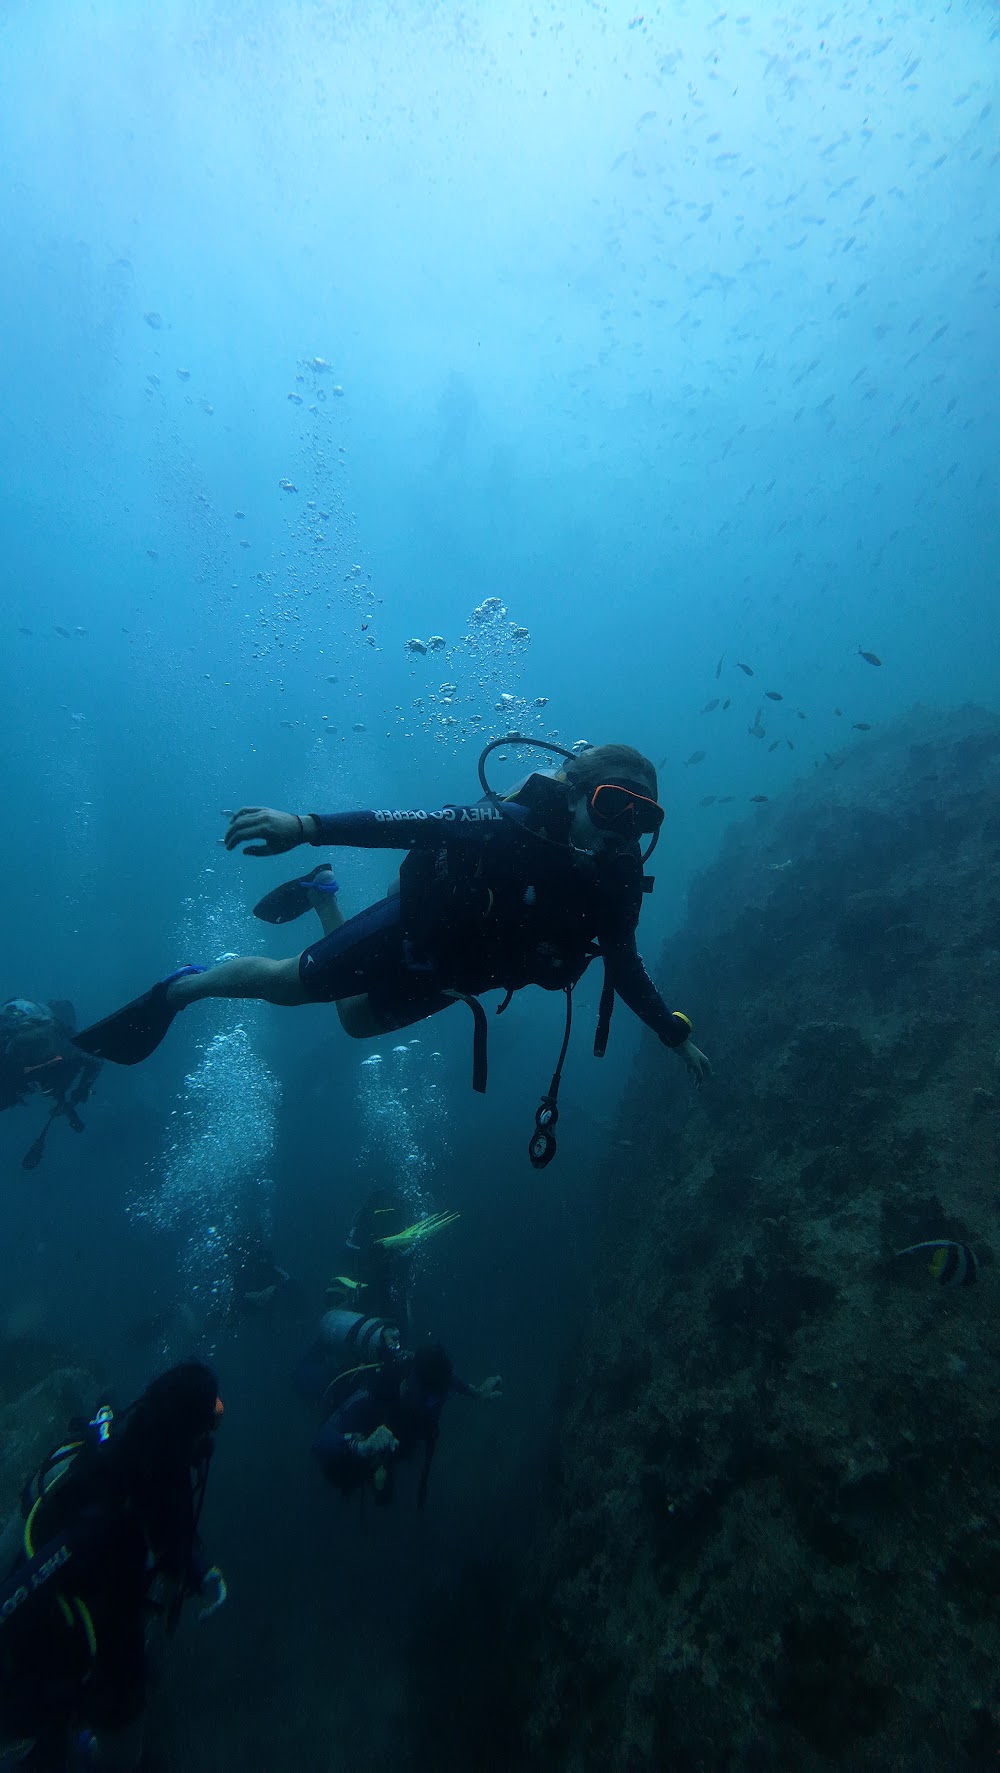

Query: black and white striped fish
[[892, 1240, 977, 1287]]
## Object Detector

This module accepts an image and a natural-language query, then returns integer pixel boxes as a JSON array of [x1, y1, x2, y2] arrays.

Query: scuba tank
[[318, 1310, 400, 1362]]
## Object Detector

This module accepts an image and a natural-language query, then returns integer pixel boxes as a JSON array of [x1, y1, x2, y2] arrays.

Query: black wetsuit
[[312, 1359, 474, 1503], [0, 1440, 211, 1760], [295, 782, 689, 1046]]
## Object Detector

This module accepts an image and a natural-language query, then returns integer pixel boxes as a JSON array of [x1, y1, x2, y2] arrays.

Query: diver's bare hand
[[354, 1425, 399, 1460], [473, 1376, 503, 1400], [223, 807, 308, 857], [677, 1041, 712, 1086]]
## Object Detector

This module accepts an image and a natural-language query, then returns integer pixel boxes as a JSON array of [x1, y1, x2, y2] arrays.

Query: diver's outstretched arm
[[224, 803, 507, 858]]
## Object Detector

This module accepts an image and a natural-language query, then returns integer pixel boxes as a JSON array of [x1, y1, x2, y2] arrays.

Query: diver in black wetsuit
[[0, 999, 101, 1170], [74, 742, 711, 1098], [306, 1339, 501, 1510], [0, 1362, 226, 1772], [323, 1191, 459, 1338]]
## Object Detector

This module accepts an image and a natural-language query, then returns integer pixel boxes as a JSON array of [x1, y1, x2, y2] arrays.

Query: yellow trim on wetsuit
[[72, 1597, 98, 1658], [25, 1483, 100, 1658], [23, 1497, 42, 1558]]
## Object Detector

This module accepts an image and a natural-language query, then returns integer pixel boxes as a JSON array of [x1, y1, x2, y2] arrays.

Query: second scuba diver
[[0, 998, 101, 1171], [73, 741, 711, 1153], [324, 1190, 459, 1339], [294, 1310, 500, 1511], [0, 1361, 226, 1772]]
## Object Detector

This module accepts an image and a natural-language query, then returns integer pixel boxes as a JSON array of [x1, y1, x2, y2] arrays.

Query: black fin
[[73, 983, 175, 1066], [253, 866, 335, 925]]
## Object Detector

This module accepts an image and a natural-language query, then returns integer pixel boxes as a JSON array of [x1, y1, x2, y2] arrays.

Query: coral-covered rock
[[517, 707, 1000, 1771]]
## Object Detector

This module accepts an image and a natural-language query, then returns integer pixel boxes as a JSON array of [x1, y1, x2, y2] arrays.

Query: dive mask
[[587, 780, 664, 837]]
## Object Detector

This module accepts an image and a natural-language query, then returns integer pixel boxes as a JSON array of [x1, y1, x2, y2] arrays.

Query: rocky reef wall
[[517, 706, 1000, 1772]]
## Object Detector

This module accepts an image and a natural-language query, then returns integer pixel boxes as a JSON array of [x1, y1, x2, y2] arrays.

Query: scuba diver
[[0, 1361, 226, 1772], [302, 1329, 501, 1510], [0, 999, 101, 1171], [73, 740, 711, 1165], [324, 1191, 459, 1338]]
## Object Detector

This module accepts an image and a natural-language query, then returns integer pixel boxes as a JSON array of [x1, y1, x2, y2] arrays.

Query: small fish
[[722, 698, 731, 710], [698, 794, 717, 807], [858, 647, 882, 666], [750, 794, 769, 803], [786, 739, 794, 751], [749, 710, 766, 740], [892, 1240, 977, 1287], [18, 626, 32, 636], [683, 750, 706, 766], [736, 661, 754, 676], [715, 653, 725, 679], [717, 795, 735, 804], [288, 392, 303, 404], [234, 510, 246, 519], [700, 698, 720, 714], [852, 722, 872, 731], [143, 310, 162, 329], [834, 707, 843, 717], [54, 625, 71, 638], [768, 740, 781, 753], [796, 710, 806, 719], [765, 690, 783, 701], [146, 548, 159, 560]]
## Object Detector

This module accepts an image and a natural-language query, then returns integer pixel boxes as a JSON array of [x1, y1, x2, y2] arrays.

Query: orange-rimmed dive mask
[[587, 780, 664, 838]]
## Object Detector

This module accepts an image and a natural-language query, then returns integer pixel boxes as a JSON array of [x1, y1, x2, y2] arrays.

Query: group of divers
[[0, 739, 712, 1770]]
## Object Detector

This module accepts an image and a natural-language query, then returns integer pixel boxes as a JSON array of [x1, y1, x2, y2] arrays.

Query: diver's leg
[[165, 955, 308, 1009], [166, 897, 452, 1038], [299, 896, 449, 1040], [327, 874, 397, 1016], [308, 876, 345, 937]]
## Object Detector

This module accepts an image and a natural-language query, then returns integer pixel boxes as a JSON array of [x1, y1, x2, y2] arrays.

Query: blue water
[[0, 3, 997, 1766]]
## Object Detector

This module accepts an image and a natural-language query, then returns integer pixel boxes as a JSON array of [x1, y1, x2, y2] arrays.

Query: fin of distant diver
[[72, 966, 205, 1066], [253, 866, 339, 925]]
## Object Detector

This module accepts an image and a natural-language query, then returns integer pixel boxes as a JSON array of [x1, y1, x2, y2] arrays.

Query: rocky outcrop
[[517, 707, 1000, 1771]]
